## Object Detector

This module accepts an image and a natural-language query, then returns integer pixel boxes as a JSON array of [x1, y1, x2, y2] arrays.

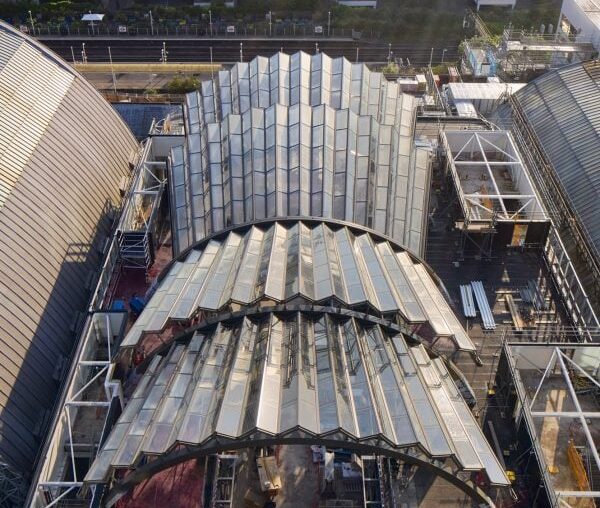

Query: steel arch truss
[[85, 310, 508, 504], [102, 434, 495, 507]]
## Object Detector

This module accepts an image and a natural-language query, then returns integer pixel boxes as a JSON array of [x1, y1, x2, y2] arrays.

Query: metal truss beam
[[101, 437, 498, 508]]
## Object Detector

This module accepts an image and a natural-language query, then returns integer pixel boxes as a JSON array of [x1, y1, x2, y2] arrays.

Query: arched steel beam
[[129, 303, 426, 366], [156, 217, 439, 286], [101, 435, 497, 507]]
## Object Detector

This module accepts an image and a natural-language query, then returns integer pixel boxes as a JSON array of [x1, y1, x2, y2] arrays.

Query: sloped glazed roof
[[170, 51, 430, 256], [86, 312, 505, 486], [123, 221, 474, 352]]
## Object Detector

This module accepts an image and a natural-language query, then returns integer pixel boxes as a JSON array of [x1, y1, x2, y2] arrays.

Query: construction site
[[1, 14, 600, 508]]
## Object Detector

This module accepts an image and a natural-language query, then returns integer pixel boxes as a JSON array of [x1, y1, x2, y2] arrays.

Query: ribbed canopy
[[170, 51, 430, 256], [124, 221, 474, 352], [87, 312, 505, 486]]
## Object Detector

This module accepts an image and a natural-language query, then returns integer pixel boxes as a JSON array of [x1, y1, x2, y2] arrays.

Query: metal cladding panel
[[85, 313, 506, 486], [122, 221, 476, 353], [170, 51, 431, 256], [0, 22, 137, 475], [514, 62, 600, 257]]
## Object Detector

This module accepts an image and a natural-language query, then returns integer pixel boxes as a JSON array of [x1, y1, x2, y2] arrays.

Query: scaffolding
[[210, 454, 237, 508], [361, 456, 384, 508], [0, 462, 27, 508], [117, 140, 166, 269], [441, 130, 549, 258], [462, 9, 595, 80], [507, 343, 600, 507], [498, 29, 595, 79], [32, 312, 127, 507]]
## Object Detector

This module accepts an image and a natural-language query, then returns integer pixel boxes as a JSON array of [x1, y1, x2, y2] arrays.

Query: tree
[[165, 74, 199, 94]]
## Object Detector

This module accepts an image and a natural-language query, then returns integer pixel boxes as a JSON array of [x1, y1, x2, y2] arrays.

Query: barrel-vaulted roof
[[0, 21, 137, 476]]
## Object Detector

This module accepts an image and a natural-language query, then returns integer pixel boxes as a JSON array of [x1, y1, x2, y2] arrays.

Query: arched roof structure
[[84, 50, 509, 506], [123, 220, 475, 352], [86, 220, 507, 504], [513, 61, 600, 258], [86, 308, 506, 505], [170, 51, 431, 256], [0, 21, 137, 478]]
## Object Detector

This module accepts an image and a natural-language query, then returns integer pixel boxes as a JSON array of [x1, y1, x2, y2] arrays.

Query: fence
[[21, 22, 372, 39]]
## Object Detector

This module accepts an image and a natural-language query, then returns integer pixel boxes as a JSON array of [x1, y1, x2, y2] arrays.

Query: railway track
[[38, 36, 459, 66]]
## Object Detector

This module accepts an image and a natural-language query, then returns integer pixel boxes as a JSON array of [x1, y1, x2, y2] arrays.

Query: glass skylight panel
[[314, 332, 339, 432], [342, 320, 379, 437]]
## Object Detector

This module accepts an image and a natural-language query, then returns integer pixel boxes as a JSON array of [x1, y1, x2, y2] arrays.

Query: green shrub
[[165, 74, 199, 94]]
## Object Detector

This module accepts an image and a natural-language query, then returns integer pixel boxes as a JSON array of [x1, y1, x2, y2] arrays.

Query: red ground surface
[[116, 459, 205, 508]]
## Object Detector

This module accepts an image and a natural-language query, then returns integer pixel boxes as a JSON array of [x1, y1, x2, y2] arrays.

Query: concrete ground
[[231, 446, 323, 508], [80, 71, 215, 92], [421, 148, 572, 507]]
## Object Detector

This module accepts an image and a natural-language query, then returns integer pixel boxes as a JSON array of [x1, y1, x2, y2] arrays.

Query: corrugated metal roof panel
[[514, 62, 600, 257], [0, 21, 138, 476]]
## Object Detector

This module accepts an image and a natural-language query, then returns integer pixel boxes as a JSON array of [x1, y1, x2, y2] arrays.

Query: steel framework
[[508, 343, 600, 506], [101, 434, 498, 507], [498, 29, 595, 79], [442, 131, 547, 224], [0, 462, 27, 508], [34, 312, 127, 507], [117, 140, 166, 269]]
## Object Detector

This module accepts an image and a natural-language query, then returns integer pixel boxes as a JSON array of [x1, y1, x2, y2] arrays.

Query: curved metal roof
[[0, 22, 137, 476], [86, 312, 506, 491], [513, 61, 600, 257], [123, 220, 475, 352], [170, 51, 431, 256]]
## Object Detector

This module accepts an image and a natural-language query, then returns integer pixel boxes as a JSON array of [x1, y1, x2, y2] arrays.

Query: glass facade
[[86, 312, 506, 486], [170, 52, 430, 256]]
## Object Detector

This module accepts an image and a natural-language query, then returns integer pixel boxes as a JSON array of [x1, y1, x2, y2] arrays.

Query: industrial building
[[0, 22, 137, 506], [1, 16, 599, 508]]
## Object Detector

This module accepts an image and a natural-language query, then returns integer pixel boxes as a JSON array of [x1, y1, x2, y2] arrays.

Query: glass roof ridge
[[121, 220, 477, 355], [86, 311, 508, 494], [174, 61, 431, 254]]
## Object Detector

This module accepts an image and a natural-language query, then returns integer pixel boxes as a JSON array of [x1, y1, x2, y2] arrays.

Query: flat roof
[[447, 82, 526, 101]]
